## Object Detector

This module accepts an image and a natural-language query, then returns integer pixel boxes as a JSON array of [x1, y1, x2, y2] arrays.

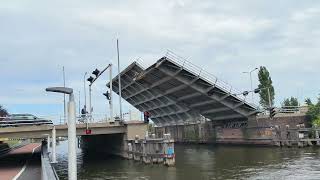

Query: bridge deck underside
[[109, 57, 258, 127]]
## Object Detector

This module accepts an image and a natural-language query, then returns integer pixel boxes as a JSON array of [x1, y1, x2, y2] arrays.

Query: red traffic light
[[92, 69, 100, 77], [85, 129, 92, 135]]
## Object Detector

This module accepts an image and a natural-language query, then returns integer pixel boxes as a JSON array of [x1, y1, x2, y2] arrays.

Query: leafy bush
[[0, 105, 8, 117], [312, 116, 320, 127], [306, 97, 320, 127]]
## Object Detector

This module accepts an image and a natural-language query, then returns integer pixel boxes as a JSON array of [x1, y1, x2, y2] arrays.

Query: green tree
[[282, 97, 299, 107], [283, 98, 290, 106], [0, 105, 8, 117], [257, 66, 275, 108], [306, 97, 320, 127], [305, 98, 313, 106]]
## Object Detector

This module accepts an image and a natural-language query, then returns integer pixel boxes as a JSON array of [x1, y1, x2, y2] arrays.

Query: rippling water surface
[[55, 140, 320, 180]]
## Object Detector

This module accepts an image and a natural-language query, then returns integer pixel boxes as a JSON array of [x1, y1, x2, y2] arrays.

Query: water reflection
[[55, 141, 320, 180]]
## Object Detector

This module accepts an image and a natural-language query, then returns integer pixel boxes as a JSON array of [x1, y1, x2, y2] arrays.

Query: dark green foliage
[[306, 97, 320, 127], [305, 98, 313, 106], [282, 97, 299, 107], [0, 105, 8, 117], [257, 66, 275, 108], [148, 123, 155, 134]]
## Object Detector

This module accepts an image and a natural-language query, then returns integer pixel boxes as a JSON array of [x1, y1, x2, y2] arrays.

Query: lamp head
[[46, 87, 73, 94]]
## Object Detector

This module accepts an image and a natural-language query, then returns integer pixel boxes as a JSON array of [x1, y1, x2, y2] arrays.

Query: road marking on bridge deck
[[12, 144, 41, 180]]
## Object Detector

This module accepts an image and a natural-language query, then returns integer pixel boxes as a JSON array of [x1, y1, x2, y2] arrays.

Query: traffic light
[[270, 107, 277, 119], [92, 68, 100, 77], [85, 129, 91, 135], [242, 91, 249, 96], [103, 91, 111, 100], [87, 76, 94, 84], [144, 111, 150, 123], [254, 88, 260, 93]]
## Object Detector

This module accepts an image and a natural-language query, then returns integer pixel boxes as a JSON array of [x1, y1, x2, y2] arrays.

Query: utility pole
[[89, 84, 92, 122], [83, 72, 87, 112], [87, 64, 113, 122], [267, 87, 272, 108], [78, 90, 81, 116], [117, 39, 123, 121], [109, 65, 113, 121], [63, 66, 66, 124]]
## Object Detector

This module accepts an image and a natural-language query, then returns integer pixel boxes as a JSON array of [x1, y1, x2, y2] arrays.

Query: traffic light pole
[[239, 86, 275, 118], [117, 39, 122, 121], [109, 65, 113, 122], [89, 84, 92, 122], [267, 87, 272, 108], [87, 64, 113, 122]]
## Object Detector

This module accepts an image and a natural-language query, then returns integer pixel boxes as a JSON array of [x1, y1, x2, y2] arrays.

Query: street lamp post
[[46, 87, 77, 180], [117, 39, 122, 121], [243, 67, 258, 104]]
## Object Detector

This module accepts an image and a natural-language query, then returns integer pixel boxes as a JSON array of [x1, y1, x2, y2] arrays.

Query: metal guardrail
[[165, 50, 235, 93], [1, 113, 120, 126], [278, 106, 308, 114], [0, 116, 53, 127], [165, 50, 258, 109], [41, 144, 59, 180]]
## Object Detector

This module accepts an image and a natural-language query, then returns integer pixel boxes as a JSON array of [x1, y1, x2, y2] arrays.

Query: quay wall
[[154, 114, 309, 145]]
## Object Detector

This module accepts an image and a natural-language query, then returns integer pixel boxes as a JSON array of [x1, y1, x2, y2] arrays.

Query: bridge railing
[[165, 50, 257, 108], [165, 50, 234, 92], [41, 143, 59, 180], [0, 113, 134, 126]]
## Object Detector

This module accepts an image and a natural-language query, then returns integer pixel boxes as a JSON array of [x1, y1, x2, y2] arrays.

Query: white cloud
[[0, 0, 320, 118]]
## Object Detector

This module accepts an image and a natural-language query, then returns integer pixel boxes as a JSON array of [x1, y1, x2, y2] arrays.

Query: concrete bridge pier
[[51, 126, 57, 163], [47, 134, 51, 154]]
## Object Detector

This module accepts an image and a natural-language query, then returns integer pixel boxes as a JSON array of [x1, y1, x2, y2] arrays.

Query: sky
[[0, 0, 319, 123]]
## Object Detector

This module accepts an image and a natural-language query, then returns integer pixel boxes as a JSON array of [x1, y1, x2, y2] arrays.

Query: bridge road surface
[[0, 143, 42, 180]]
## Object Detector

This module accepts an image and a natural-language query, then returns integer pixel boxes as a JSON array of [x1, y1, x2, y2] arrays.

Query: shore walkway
[[0, 143, 41, 180]]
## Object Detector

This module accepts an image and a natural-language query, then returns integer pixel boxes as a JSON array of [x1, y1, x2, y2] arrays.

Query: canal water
[[55, 140, 320, 180]]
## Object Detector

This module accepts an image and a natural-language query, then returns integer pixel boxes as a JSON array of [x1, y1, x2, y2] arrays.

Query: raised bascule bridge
[[108, 52, 260, 142]]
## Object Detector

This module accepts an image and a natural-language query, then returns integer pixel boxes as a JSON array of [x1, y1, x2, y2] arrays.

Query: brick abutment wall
[[154, 114, 309, 145]]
